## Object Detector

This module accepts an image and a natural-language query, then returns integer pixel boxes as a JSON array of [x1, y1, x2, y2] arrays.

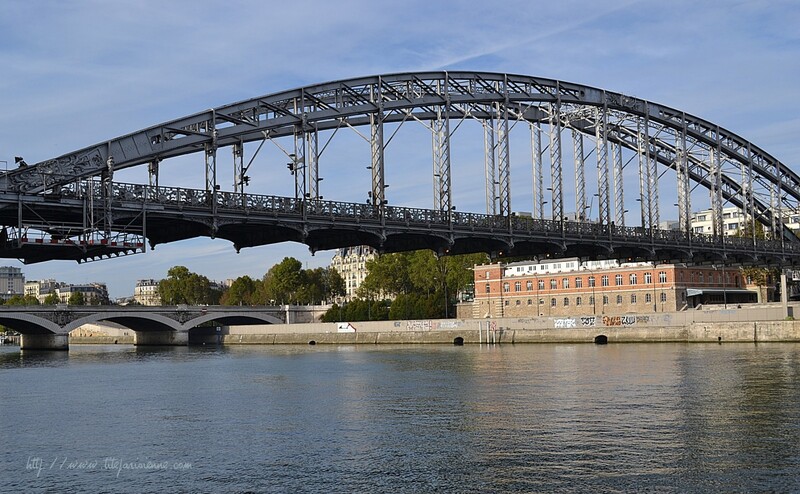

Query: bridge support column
[[20, 334, 69, 351], [134, 330, 188, 346]]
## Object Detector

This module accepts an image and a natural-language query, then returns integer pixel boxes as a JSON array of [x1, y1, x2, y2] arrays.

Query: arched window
[[629, 273, 637, 285], [588, 276, 596, 287], [615, 274, 623, 286], [562, 278, 569, 289], [576, 296, 582, 306], [601, 275, 609, 287], [485, 283, 490, 294], [563, 297, 570, 306], [616, 295, 623, 304], [514, 281, 521, 292], [503, 282, 510, 292], [645, 272, 652, 284], [526, 280, 533, 291]]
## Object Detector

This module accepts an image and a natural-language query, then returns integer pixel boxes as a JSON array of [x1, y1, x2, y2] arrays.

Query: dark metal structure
[[2, 71, 799, 266]]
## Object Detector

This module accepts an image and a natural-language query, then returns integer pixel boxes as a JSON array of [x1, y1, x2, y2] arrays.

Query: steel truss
[[3, 71, 799, 263]]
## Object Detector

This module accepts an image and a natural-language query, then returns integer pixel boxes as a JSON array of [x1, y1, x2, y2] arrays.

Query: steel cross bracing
[[3, 71, 800, 265]]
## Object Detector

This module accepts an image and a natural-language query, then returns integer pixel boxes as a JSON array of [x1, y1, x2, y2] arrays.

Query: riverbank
[[59, 304, 800, 346]]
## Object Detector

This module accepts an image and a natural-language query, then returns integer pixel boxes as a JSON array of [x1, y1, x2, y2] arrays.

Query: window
[[588, 276, 596, 287], [526, 281, 533, 291], [503, 282, 510, 292], [576, 297, 582, 306], [562, 278, 569, 289], [631, 294, 637, 303], [616, 295, 623, 304], [539, 298, 544, 306], [563, 297, 570, 306], [575, 277, 583, 288], [645, 272, 652, 284], [659, 271, 667, 283], [514, 282, 521, 292], [485, 283, 490, 294], [615, 274, 623, 286], [629, 273, 637, 285], [602, 295, 609, 305], [515, 300, 521, 305], [550, 279, 557, 289], [527, 299, 532, 305], [589, 295, 594, 306], [538, 280, 545, 290], [485, 271, 490, 279], [645, 293, 652, 303], [601, 275, 609, 287], [504, 300, 509, 305], [551, 298, 557, 307], [660, 293, 667, 302]]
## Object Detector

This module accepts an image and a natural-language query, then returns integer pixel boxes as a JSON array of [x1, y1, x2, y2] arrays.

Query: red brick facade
[[469, 260, 752, 318]]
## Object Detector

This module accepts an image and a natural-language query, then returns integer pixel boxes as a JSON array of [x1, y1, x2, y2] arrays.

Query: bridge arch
[[0, 314, 60, 335], [3, 72, 799, 266], [61, 312, 183, 334], [182, 312, 283, 329]]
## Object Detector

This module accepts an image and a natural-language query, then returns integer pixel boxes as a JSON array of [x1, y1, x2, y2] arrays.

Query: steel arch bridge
[[2, 71, 799, 266]]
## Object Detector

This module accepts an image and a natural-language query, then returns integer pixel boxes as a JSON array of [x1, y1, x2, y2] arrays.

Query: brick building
[[468, 258, 754, 318]]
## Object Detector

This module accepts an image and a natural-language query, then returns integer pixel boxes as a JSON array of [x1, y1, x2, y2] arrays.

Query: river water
[[1, 342, 799, 493]]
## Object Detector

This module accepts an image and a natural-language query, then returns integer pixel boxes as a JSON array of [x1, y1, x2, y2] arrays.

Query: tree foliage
[[5, 294, 40, 306], [220, 275, 258, 306], [158, 266, 221, 305], [326, 250, 486, 321], [68, 291, 85, 306]]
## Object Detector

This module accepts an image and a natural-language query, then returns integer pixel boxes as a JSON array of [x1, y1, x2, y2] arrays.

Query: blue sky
[[1, 0, 799, 298]]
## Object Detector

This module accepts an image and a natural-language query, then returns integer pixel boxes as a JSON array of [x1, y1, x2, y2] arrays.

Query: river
[[2, 342, 799, 493]]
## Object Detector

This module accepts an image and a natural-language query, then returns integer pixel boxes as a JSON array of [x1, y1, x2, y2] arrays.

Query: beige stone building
[[134, 279, 162, 306], [330, 246, 376, 302]]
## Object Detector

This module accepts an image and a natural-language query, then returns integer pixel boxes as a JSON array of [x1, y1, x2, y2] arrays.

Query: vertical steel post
[[306, 124, 319, 201], [710, 146, 723, 238], [612, 141, 625, 227], [233, 141, 244, 194], [676, 123, 691, 233], [549, 102, 563, 223], [648, 106, 660, 229], [432, 98, 452, 213], [496, 101, 511, 218], [636, 118, 648, 229], [573, 129, 586, 221], [483, 117, 497, 215], [370, 81, 386, 210], [531, 122, 544, 220], [596, 105, 610, 226]]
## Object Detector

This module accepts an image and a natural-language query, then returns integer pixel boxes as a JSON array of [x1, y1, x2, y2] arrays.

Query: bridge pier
[[20, 334, 69, 351], [134, 330, 188, 346]]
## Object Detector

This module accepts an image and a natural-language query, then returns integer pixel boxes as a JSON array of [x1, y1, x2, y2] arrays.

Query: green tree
[[5, 294, 39, 306], [43, 293, 59, 305], [159, 266, 218, 305], [734, 221, 779, 301], [220, 275, 259, 306], [260, 257, 303, 304], [68, 291, 85, 306]]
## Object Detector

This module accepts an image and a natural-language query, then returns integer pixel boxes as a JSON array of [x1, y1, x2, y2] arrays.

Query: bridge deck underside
[[0, 191, 793, 267]]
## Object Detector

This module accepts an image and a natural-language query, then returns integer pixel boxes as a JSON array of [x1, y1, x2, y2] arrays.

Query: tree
[[220, 275, 259, 306], [734, 221, 780, 301], [260, 257, 303, 304], [43, 293, 59, 305], [68, 291, 85, 306], [159, 266, 218, 305], [5, 294, 39, 306]]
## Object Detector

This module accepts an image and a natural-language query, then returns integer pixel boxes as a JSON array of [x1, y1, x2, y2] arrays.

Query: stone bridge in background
[[0, 304, 322, 350]]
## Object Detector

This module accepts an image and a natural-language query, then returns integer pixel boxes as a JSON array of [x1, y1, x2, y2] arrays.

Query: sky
[[1, 0, 799, 299]]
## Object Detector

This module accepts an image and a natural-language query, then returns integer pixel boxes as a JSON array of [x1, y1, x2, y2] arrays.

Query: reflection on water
[[1, 343, 800, 492]]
